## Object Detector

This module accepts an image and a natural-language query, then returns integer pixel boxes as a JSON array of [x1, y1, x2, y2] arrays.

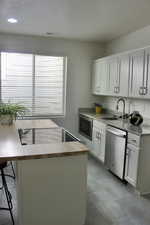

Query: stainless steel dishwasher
[[105, 126, 127, 180]]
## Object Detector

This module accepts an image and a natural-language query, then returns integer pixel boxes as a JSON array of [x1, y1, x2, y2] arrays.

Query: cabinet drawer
[[93, 120, 106, 132], [128, 132, 140, 147]]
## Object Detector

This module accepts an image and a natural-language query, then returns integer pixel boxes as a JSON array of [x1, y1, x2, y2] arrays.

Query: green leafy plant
[[0, 103, 27, 123]]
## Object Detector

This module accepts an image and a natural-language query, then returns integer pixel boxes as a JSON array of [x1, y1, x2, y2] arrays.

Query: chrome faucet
[[116, 97, 126, 119]]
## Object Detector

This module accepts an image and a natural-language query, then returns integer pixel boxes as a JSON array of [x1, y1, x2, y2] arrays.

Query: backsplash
[[100, 96, 150, 119]]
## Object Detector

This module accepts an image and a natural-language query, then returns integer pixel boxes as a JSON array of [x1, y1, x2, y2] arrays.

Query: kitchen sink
[[102, 116, 119, 120]]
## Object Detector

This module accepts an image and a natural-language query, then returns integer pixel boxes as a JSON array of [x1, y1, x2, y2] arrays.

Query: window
[[1, 52, 67, 117]]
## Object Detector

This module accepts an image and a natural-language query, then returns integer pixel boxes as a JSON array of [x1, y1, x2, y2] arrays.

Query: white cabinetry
[[92, 53, 129, 97], [92, 120, 106, 163], [92, 60, 101, 94], [129, 49, 145, 98], [108, 54, 129, 97], [125, 132, 140, 187], [92, 59, 108, 95], [118, 54, 130, 97], [108, 57, 119, 95]]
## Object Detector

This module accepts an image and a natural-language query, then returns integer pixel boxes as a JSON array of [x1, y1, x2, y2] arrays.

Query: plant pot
[[0, 115, 13, 125]]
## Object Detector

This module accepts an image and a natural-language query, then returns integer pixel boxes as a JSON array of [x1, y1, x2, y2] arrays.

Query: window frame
[[0, 52, 67, 118]]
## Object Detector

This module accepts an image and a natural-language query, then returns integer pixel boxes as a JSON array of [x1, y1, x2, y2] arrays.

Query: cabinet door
[[99, 59, 109, 95], [99, 132, 106, 163], [108, 57, 119, 95], [92, 126, 106, 163], [143, 48, 150, 98], [125, 145, 139, 187], [118, 54, 130, 97], [92, 59, 108, 95], [129, 50, 145, 98], [92, 61, 101, 94], [92, 127, 101, 157]]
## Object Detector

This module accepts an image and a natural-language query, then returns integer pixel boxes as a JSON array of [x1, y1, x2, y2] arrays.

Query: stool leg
[[1, 168, 15, 225], [3, 162, 16, 180], [10, 162, 16, 179]]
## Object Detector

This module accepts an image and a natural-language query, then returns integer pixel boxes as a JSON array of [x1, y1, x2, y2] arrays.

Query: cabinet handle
[[139, 86, 144, 95], [96, 132, 100, 139], [96, 132, 101, 140], [116, 86, 120, 93], [143, 87, 148, 95], [98, 133, 101, 140]]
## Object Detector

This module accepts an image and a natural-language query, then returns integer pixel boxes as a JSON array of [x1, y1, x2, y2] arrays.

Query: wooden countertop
[[0, 119, 88, 161]]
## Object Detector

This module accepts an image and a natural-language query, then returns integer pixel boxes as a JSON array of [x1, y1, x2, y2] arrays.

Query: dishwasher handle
[[107, 128, 126, 138]]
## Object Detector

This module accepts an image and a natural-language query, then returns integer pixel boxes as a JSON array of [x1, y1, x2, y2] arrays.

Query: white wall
[[100, 96, 150, 119], [102, 25, 150, 119], [105, 25, 150, 55], [0, 33, 104, 135]]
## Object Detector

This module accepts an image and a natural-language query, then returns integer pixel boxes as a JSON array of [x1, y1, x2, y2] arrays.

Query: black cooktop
[[18, 128, 80, 145]]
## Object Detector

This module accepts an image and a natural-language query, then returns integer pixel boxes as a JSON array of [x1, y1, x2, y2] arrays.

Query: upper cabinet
[[129, 49, 145, 98], [108, 54, 129, 97], [92, 60, 101, 95], [129, 48, 150, 98], [92, 58, 109, 95], [92, 46, 150, 99], [108, 57, 119, 95], [143, 48, 150, 98]]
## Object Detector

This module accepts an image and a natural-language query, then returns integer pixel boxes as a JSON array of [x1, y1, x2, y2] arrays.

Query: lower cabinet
[[125, 144, 139, 187], [92, 120, 106, 163]]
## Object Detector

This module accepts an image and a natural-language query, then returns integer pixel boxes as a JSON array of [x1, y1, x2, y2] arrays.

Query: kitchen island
[[0, 119, 88, 225]]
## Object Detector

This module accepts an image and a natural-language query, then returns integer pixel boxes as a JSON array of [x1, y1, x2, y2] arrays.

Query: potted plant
[[0, 102, 27, 125]]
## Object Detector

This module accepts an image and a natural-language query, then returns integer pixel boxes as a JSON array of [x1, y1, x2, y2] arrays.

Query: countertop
[[0, 119, 88, 161], [80, 112, 150, 136]]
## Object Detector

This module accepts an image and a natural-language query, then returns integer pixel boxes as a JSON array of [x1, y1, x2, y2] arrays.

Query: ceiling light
[[7, 18, 18, 23]]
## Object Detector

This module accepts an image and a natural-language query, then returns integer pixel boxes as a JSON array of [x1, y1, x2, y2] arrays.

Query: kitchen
[[1, 1, 150, 225]]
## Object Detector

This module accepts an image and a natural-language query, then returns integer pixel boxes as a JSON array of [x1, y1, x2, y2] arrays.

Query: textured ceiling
[[1, 0, 150, 42]]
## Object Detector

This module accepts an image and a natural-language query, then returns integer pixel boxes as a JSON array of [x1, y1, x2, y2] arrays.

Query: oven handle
[[107, 129, 126, 138], [79, 114, 93, 122]]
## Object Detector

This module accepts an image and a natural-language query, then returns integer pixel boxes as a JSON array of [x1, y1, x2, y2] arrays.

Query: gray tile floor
[[1, 157, 150, 225], [86, 156, 150, 225]]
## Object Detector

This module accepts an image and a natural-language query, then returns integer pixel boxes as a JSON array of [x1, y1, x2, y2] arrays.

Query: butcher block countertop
[[0, 119, 88, 161]]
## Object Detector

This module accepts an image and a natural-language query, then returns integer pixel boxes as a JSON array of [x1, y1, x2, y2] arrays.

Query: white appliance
[[105, 126, 127, 180]]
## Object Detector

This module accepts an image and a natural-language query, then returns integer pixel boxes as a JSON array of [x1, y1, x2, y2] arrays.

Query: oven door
[[79, 115, 93, 140]]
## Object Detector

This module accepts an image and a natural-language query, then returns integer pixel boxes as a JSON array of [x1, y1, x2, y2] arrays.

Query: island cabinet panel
[[16, 155, 87, 225]]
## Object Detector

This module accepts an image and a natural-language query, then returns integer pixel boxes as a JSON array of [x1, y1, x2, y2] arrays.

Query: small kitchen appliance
[[129, 111, 143, 126]]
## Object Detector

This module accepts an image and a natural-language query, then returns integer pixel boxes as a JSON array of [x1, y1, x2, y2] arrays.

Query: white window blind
[[1, 52, 67, 117]]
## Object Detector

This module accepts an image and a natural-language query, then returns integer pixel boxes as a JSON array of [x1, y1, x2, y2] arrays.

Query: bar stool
[[5, 162, 16, 180], [0, 161, 15, 225]]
